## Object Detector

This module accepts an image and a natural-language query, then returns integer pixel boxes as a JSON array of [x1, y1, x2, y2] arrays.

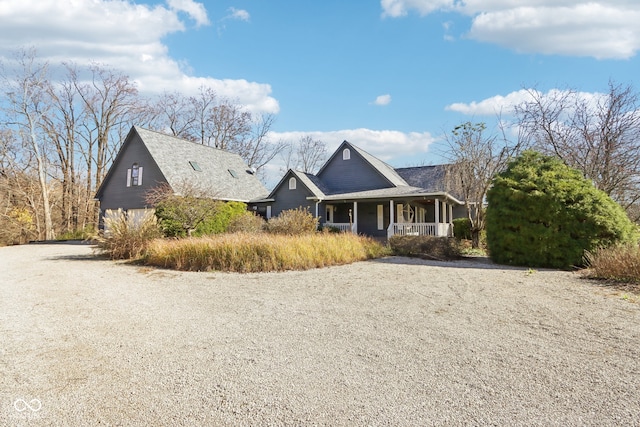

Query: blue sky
[[1, 0, 639, 185]]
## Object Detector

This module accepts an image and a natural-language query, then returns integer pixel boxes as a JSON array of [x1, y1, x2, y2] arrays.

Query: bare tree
[[148, 88, 283, 176], [71, 62, 140, 225], [514, 81, 640, 219], [149, 90, 195, 138], [444, 121, 521, 248], [281, 135, 327, 174], [295, 135, 327, 173], [42, 65, 83, 233], [0, 49, 56, 239], [236, 113, 286, 173]]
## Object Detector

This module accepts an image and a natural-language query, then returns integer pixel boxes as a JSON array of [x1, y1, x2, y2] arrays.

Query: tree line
[[0, 49, 325, 245]]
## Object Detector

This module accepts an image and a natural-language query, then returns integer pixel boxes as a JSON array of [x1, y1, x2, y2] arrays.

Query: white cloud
[[227, 7, 250, 22], [167, 0, 209, 27], [445, 88, 605, 117], [380, 0, 640, 59], [381, 0, 454, 17], [445, 89, 533, 115], [270, 129, 435, 162], [0, 0, 278, 114], [372, 94, 392, 106]]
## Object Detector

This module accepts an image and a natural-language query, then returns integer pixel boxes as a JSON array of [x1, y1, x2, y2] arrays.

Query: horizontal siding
[[99, 135, 166, 211], [269, 173, 315, 217], [318, 149, 392, 193]]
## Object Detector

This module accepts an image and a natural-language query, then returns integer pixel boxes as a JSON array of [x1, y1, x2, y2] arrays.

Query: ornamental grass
[[143, 232, 390, 272], [583, 244, 640, 283]]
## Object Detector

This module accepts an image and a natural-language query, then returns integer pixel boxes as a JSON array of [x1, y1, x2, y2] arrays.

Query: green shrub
[[154, 196, 219, 237], [265, 207, 318, 235], [453, 218, 471, 240], [143, 232, 391, 272], [584, 244, 640, 283], [486, 151, 638, 269], [195, 201, 248, 235], [57, 225, 95, 241], [389, 235, 463, 260], [155, 196, 249, 237], [95, 209, 161, 259]]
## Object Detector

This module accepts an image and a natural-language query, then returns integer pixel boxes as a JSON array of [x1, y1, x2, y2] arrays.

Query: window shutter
[[127, 169, 132, 187], [138, 167, 143, 185]]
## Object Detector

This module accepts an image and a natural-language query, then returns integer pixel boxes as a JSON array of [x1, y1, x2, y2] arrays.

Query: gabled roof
[[258, 169, 329, 202], [317, 141, 409, 188], [294, 170, 329, 199], [96, 126, 268, 202], [348, 142, 409, 187], [395, 165, 447, 192]]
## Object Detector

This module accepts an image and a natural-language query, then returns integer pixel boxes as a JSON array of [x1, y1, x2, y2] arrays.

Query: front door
[[326, 204, 334, 223]]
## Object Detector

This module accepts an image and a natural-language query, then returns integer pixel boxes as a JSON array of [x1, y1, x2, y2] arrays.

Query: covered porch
[[319, 196, 458, 239]]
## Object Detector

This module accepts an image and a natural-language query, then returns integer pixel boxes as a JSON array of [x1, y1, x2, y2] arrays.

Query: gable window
[[289, 177, 297, 190], [127, 163, 143, 187], [342, 148, 351, 160]]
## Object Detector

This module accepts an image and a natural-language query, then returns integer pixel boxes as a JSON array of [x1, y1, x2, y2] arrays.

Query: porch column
[[434, 199, 440, 236], [390, 200, 395, 224], [448, 203, 453, 236], [352, 202, 358, 234], [388, 200, 395, 238]]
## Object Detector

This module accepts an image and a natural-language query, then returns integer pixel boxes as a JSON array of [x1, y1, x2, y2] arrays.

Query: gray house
[[252, 141, 464, 240], [95, 126, 268, 224]]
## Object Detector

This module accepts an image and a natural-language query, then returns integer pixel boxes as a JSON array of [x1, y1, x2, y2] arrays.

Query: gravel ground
[[1, 242, 639, 426]]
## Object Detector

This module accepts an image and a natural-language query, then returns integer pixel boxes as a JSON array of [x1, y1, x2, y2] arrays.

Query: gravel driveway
[[1, 242, 639, 426]]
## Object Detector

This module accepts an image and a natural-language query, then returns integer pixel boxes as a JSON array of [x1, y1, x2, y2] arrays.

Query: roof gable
[[315, 141, 409, 193], [97, 126, 268, 202], [265, 169, 327, 200]]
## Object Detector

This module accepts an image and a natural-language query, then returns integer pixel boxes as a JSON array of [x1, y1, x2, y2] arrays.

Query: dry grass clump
[[389, 235, 463, 260], [264, 207, 318, 235], [583, 244, 640, 283], [95, 209, 162, 260], [143, 232, 390, 272]]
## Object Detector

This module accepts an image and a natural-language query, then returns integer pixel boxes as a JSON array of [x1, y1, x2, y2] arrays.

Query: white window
[[289, 177, 297, 190], [418, 207, 426, 223], [266, 206, 272, 219], [342, 148, 351, 160], [127, 163, 143, 187], [377, 205, 384, 230]]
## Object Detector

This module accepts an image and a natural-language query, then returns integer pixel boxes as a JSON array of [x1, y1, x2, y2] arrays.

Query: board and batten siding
[[99, 135, 166, 212], [318, 147, 393, 193]]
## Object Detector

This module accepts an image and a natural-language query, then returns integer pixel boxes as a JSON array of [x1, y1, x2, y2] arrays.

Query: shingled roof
[[395, 165, 447, 192], [97, 127, 268, 202]]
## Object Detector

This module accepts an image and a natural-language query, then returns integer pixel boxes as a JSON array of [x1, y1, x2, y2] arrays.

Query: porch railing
[[322, 222, 354, 233], [388, 223, 452, 238]]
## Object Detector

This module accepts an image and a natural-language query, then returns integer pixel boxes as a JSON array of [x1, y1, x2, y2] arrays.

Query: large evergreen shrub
[[486, 151, 638, 269]]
